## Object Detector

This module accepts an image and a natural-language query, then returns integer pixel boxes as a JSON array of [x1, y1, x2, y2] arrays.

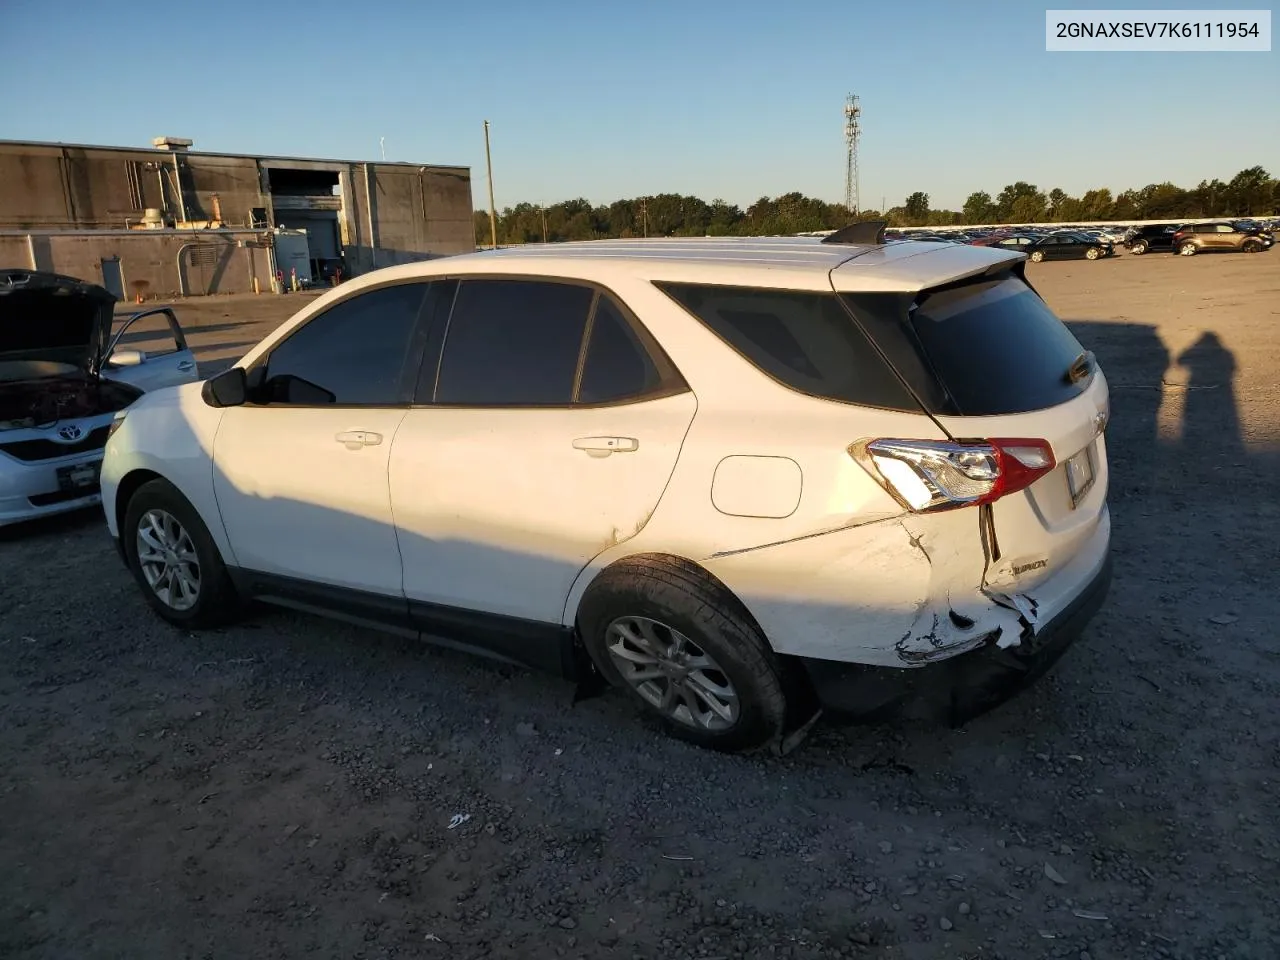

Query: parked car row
[[1125, 221, 1274, 256], [886, 219, 1275, 260]]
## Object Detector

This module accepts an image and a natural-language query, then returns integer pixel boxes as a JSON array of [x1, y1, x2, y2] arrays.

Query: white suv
[[102, 231, 1112, 752]]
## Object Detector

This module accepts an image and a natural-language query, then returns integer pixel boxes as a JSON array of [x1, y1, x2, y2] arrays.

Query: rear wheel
[[1085, 247, 1100, 260], [123, 478, 239, 628], [1242, 239, 1262, 253], [578, 555, 787, 752], [1179, 241, 1197, 256], [1130, 241, 1148, 255], [1029, 250, 1045, 263]]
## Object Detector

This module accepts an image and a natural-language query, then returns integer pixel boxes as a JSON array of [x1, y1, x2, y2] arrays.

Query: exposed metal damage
[[700, 506, 1045, 669], [891, 511, 1041, 666]]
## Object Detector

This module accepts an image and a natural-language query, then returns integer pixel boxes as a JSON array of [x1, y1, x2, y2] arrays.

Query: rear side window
[[657, 283, 919, 411], [867, 275, 1088, 416], [435, 279, 594, 405]]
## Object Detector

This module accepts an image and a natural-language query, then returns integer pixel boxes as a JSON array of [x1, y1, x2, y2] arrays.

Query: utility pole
[[540, 204, 547, 243], [483, 120, 498, 249]]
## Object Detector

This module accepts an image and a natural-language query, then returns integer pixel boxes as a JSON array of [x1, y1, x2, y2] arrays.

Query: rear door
[[838, 267, 1110, 595], [389, 277, 696, 633], [1211, 223, 1239, 250]]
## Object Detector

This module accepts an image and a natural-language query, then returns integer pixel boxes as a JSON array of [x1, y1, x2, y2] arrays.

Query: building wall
[[0, 142, 476, 286], [0, 230, 276, 298]]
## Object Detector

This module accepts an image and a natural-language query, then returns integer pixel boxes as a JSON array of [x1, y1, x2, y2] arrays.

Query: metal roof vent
[[152, 137, 193, 152]]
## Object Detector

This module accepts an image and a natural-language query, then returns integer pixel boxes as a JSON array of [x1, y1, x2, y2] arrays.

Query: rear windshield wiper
[[1065, 350, 1095, 384]]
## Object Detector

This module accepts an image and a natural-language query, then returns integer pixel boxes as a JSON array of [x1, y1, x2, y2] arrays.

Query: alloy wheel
[[136, 509, 201, 611], [605, 616, 739, 731]]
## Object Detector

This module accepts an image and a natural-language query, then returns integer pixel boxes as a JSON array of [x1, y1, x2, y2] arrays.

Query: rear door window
[[577, 294, 684, 405], [844, 274, 1088, 416], [433, 279, 594, 406], [656, 283, 920, 411]]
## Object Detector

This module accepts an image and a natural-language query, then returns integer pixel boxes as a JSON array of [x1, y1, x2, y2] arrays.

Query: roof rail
[[820, 220, 888, 245]]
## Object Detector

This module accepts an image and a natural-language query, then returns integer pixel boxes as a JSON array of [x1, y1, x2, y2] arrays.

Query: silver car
[[0, 270, 199, 526]]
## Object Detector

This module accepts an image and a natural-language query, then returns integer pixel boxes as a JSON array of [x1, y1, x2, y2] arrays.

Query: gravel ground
[[2, 252, 1278, 959]]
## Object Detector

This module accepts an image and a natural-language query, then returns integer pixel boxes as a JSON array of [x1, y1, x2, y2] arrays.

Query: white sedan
[[0, 270, 199, 526]]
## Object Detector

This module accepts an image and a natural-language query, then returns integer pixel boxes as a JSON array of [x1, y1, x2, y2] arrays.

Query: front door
[[390, 278, 697, 631], [211, 281, 433, 600], [103, 307, 197, 391]]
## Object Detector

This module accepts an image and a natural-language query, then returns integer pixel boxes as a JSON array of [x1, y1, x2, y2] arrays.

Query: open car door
[[101, 307, 199, 391]]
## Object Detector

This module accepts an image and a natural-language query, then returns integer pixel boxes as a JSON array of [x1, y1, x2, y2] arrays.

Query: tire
[[1085, 247, 1100, 260], [1029, 250, 1045, 263], [122, 478, 240, 629], [1179, 242, 1197, 256], [577, 555, 788, 752], [1242, 239, 1262, 253], [1130, 241, 1147, 255]]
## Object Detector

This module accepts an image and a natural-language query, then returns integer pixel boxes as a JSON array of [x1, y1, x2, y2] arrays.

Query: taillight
[[850, 438, 1056, 512]]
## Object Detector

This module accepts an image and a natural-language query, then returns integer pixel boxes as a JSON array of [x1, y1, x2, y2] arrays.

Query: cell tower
[[843, 94, 861, 214]]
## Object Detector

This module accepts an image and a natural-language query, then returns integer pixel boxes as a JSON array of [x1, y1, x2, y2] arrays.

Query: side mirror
[[109, 348, 146, 367], [202, 367, 247, 407]]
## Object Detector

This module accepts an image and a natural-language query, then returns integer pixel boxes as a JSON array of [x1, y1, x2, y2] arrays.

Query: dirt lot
[[2, 252, 1279, 960]]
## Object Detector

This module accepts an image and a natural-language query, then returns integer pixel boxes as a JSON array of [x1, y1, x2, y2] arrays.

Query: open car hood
[[0, 269, 117, 373]]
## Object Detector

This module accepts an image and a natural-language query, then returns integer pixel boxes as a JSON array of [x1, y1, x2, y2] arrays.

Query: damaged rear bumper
[[797, 552, 1112, 725]]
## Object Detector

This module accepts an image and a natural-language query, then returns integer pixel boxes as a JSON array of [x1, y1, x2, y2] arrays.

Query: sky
[[2, 0, 1276, 212]]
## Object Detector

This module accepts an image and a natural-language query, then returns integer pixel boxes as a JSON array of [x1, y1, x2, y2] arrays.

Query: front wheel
[[1085, 247, 1100, 260], [1130, 241, 1147, 255], [123, 478, 240, 628], [578, 556, 788, 752], [1029, 250, 1045, 263], [1242, 239, 1262, 253], [1179, 242, 1197, 256]]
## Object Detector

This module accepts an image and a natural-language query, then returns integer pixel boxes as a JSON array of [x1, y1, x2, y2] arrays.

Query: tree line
[[474, 166, 1277, 243]]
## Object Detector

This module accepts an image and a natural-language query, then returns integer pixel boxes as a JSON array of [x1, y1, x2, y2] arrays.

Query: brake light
[[850, 438, 1056, 512]]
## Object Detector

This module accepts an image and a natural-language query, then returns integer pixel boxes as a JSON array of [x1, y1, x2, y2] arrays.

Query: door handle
[[335, 430, 383, 449], [177, 359, 195, 371], [572, 436, 638, 457]]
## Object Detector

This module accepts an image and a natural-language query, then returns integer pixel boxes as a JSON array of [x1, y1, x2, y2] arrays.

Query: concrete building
[[0, 137, 475, 297]]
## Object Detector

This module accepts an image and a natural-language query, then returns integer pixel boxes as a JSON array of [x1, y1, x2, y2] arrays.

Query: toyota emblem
[[56, 424, 85, 442]]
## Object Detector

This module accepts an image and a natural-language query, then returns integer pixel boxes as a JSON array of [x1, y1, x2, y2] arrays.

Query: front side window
[[434, 279, 594, 405], [257, 283, 429, 405], [1215, 224, 1236, 234]]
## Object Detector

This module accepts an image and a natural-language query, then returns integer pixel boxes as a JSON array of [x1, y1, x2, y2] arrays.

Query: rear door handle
[[176, 359, 195, 372], [335, 430, 383, 449], [572, 436, 638, 456]]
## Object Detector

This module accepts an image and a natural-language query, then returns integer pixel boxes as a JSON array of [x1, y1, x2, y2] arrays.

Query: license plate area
[[57, 460, 102, 493], [1065, 445, 1095, 508]]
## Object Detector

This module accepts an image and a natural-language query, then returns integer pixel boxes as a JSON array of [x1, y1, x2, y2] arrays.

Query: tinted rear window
[[893, 276, 1087, 415], [656, 283, 920, 411]]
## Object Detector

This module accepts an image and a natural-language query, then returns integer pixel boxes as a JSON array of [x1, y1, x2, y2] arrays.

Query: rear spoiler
[[821, 220, 888, 246]]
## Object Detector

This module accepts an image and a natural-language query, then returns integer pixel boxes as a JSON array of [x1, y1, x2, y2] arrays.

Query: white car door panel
[[102, 307, 199, 391], [209, 281, 434, 597], [391, 277, 696, 626], [213, 406, 409, 592], [104, 350, 198, 391], [391, 392, 697, 624]]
